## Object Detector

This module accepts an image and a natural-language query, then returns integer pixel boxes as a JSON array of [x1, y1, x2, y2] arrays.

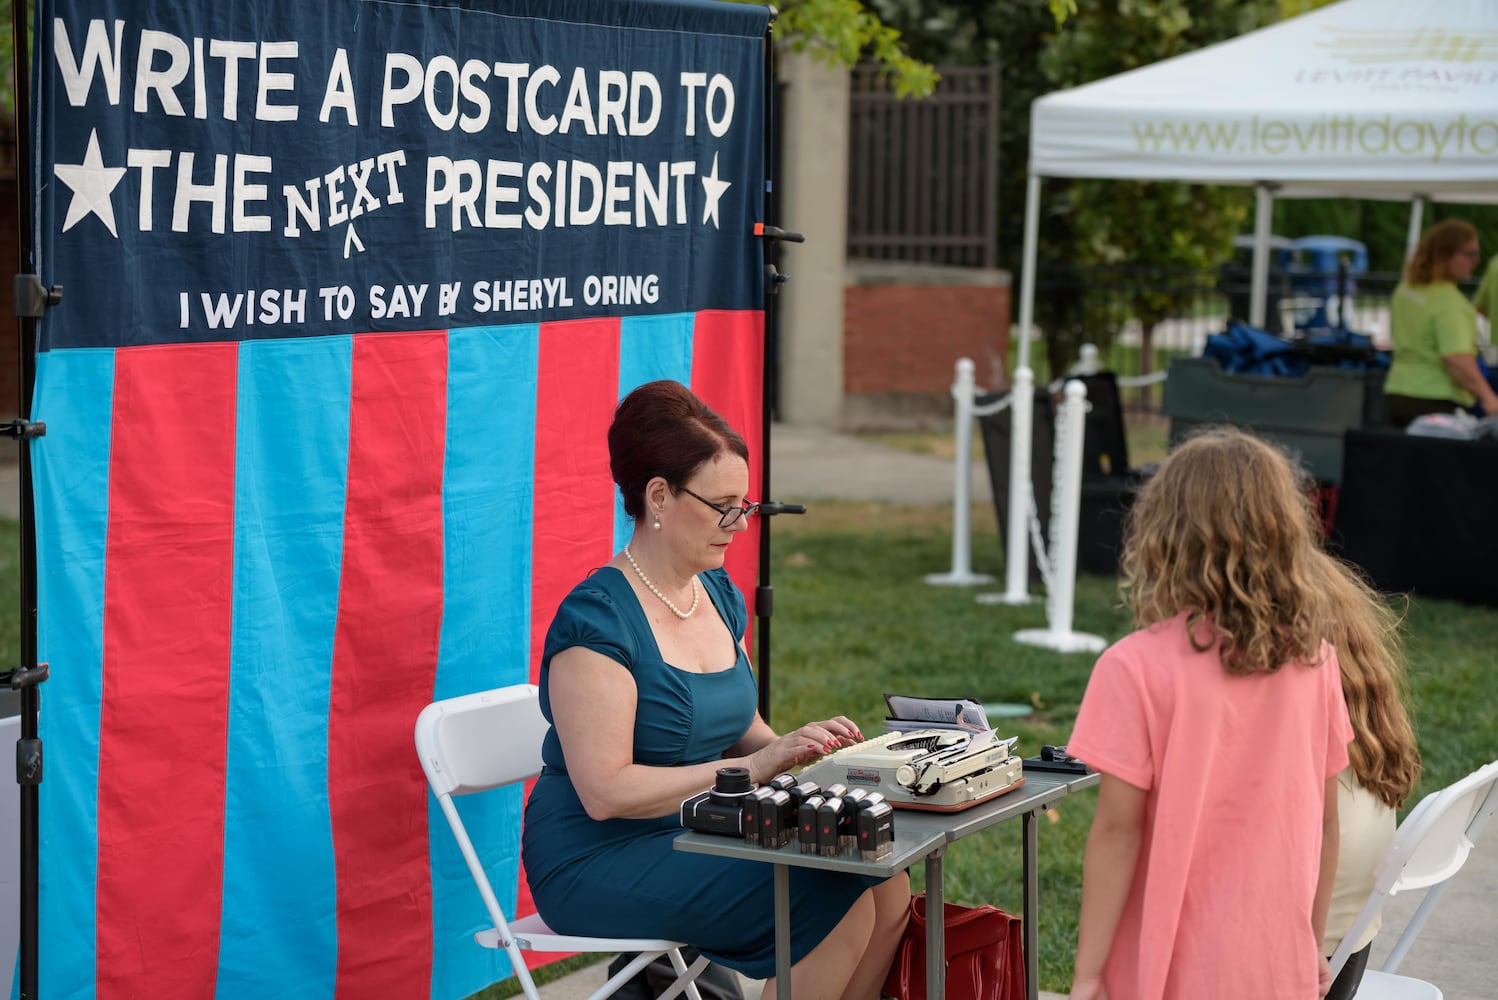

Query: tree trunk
[[1137, 320, 1157, 411]]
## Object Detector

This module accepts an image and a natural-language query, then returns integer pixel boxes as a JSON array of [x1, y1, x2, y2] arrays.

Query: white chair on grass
[[1328, 758, 1498, 1000], [416, 684, 708, 1000]]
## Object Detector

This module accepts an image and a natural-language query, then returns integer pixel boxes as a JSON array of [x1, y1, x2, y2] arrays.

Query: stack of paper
[[883, 694, 991, 733]]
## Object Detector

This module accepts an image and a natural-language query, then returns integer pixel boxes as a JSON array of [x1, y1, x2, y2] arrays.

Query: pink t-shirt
[[1067, 613, 1353, 1000]]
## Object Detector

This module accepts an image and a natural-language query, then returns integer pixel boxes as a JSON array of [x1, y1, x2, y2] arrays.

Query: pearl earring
[[653, 513, 661, 530]]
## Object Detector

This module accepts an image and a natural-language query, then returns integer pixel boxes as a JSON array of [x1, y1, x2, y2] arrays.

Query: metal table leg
[[925, 846, 946, 1000], [1022, 810, 1039, 1000], [775, 864, 792, 999]]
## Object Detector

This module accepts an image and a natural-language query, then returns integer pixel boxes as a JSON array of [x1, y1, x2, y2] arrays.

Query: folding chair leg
[[1381, 882, 1454, 975], [656, 951, 710, 1000], [504, 942, 545, 1000], [587, 951, 668, 1000]]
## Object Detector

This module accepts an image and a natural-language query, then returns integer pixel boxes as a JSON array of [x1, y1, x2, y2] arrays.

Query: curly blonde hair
[[1405, 219, 1477, 285], [1122, 427, 1326, 673], [1121, 427, 1420, 805], [1312, 558, 1421, 808]]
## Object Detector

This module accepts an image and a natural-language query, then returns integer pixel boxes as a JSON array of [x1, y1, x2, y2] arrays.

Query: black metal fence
[[846, 64, 1000, 268]]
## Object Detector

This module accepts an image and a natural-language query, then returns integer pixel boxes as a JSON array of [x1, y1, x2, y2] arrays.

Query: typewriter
[[800, 728, 1024, 812]]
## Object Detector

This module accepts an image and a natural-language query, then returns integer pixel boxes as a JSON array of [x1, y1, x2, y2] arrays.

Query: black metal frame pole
[[752, 15, 807, 724], [754, 15, 778, 721], [755, 17, 777, 724], [10, 2, 54, 998]]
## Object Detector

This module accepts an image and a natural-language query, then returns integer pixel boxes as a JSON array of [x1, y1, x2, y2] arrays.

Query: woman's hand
[[1069, 974, 1106, 1000], [745, 716, 864, 783]]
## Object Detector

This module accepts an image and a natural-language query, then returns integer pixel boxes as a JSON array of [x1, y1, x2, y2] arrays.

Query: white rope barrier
[[1047, 362, 1167, 394], [1115, 370, 1169, 388], [1014, 380, 1108, 654], [931, 346, 1163, 645], [972, 394, 1012, 418], [926, 359, 995, 587]]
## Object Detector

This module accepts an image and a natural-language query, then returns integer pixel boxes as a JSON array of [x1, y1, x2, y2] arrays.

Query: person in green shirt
[[1383, 219, 1498, 427]]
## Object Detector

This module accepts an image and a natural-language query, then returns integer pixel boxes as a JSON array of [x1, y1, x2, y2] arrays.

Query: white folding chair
[[416, 684, 708, 1000], [1328, 758, 1498, 1000]]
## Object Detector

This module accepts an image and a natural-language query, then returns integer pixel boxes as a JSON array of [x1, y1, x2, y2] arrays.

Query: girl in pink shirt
[[1068, 428, 1358, 1000]]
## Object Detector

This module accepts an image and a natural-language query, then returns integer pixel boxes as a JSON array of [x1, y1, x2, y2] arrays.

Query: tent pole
[[1015, 174, 1040, 374], [1406, 196, 1426, 261], [1249, 183, 1276, 329], [1000, 173, 1042, 604]]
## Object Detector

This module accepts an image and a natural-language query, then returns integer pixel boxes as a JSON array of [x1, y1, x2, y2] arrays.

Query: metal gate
[[847, 63, 1000, 268]]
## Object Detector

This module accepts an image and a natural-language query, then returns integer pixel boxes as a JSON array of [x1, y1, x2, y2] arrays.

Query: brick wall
[[842, 260, 1010, 427]]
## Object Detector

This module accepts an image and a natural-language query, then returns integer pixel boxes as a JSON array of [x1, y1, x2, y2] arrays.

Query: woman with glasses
[[1383, 218, 1498, 427], [522, 379, 910, 1000]]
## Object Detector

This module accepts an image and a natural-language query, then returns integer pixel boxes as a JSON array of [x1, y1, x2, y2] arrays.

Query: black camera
[[680, 766, 755, 837], [1023, 744, 1090, 775]]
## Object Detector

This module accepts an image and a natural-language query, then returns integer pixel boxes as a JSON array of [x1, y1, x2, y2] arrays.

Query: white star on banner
[[53, 129, 127, 238], [700, 152, 731, 229]]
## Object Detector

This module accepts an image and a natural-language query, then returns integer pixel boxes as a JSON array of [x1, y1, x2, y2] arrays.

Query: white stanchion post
[[1015, 380, 1107, 654], [926, 358, 994, 586], [995, 366, 1034, 605]]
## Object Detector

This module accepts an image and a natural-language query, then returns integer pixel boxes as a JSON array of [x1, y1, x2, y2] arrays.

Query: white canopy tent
[[1002, 0, 1498, 602]]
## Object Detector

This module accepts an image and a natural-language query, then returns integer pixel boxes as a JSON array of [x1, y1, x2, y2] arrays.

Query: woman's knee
[[838, 888, 878, 942], [780, 894, 874, 990], [871, 874, 911, 934]]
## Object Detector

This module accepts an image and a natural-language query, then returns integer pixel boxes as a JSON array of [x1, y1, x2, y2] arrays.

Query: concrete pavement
[[535, 962, 1067, 1000], [767, 422, 990, 507]]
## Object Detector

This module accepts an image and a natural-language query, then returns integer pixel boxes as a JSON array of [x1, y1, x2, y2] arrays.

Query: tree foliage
[[1034, 0, 1282, 374], [873, 0, 1295, 375], [751, 0, 1072, 100], [0, 0, 15, 122], [758, 0, 938, 97]]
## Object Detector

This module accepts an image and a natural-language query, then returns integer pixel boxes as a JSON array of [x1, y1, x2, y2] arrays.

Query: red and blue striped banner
[[29, 1, 769, 997]]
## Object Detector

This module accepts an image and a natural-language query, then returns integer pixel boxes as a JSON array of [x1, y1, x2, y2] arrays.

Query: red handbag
[[881, 892, 1024, 1000]]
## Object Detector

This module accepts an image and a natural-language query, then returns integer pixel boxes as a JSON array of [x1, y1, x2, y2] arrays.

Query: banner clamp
[[13, 275, 62, 319]]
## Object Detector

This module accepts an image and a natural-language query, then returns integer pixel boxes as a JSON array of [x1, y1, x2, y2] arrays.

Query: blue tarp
[[1203, 320, 1390, 377]]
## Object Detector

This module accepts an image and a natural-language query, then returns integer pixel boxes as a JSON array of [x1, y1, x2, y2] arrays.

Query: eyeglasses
[[679, 486, 760, 528]]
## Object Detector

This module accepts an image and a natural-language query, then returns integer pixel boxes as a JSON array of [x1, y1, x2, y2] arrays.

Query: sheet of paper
[[883, 694, 991, 732]]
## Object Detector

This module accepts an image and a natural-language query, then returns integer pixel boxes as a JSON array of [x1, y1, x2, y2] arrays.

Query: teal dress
[[521, 566, 883, 979]]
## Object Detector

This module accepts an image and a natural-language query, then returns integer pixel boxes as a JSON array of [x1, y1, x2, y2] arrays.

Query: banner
[[29, 1, 769, 998]]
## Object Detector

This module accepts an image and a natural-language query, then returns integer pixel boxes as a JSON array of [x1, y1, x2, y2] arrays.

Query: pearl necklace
[[623, 545, 699, 620]]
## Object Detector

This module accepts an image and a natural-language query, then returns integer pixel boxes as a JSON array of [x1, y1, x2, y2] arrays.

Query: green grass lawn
[[0, 521, 22, 719]]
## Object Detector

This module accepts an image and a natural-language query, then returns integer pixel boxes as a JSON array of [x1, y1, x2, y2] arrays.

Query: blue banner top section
[[34, 0, 771, 349], [454, 0, 773, 35]]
